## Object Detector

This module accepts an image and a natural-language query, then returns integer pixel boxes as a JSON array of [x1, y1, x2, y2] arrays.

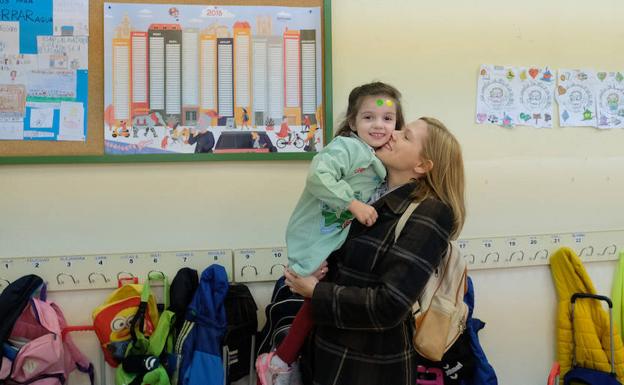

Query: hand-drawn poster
[[516, 66, 555, 128], [595, 71, 624, 129], [556, 69, 597, 127], [476, 65, 518, 128], [0, 0, 88, 142], [104, 3, 324, 155]]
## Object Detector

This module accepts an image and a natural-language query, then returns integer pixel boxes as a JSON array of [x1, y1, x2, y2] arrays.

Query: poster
[[0, 0, 89, 142], [104, 3, 324, 155]]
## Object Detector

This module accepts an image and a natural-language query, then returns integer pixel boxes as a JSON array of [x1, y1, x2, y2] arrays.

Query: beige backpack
[[395, 202, 468, 361]]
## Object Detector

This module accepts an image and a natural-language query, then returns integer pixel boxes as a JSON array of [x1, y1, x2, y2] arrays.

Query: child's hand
[[348, 200, 378, 227]]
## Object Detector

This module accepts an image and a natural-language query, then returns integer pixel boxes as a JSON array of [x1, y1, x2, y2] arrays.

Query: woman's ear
[[414, 159, 433, 175]]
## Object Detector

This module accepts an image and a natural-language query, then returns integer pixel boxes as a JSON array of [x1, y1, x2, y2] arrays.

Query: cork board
[[0, 0, 331, 162]]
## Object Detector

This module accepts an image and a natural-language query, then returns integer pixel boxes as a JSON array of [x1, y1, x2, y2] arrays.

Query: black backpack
[[256, 276, 304, 356], [223, 283, 258, 384]]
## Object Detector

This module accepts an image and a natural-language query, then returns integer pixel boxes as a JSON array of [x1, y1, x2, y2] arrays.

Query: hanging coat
[[550, 247, 624, 383], [179, 265, 229, 385], [611, 252, 624, 343], [460, 276, 498, 385]]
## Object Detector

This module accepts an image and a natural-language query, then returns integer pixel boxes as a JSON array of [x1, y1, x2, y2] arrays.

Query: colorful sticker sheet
[[0, 0, 88, 142], [104, 3, 324, 155]]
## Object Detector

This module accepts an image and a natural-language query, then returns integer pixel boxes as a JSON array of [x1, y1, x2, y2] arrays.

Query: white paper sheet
[[476, 64, 518, 127], [514, 67, 555, 128], [30, 108, 55, 128], [53, 0, 90, 36], [556, 69, 598, 127], [0, 120, 23, 140], [0, 22, 19, 54], [595, 71, 624, 129], [37, 36, 88, 70], [58, 101, 85, 141]]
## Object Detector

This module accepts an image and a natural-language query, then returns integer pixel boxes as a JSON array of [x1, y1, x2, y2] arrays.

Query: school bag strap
[[394, 201, 420, 243]]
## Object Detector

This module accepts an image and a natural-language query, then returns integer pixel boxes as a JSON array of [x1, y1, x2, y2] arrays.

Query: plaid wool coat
[[305, 181, 454, 385]]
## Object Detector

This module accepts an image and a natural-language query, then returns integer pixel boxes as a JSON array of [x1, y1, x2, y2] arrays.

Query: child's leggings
[[275, 298, 313, 364]]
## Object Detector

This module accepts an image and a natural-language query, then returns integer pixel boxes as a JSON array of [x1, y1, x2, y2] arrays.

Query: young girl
[[256, 81, 405, 385]]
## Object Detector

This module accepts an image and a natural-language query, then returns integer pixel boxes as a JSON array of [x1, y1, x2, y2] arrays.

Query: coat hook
[[509, 250, 525, 262], [88, 272, 110, 284], [148, 270, 165, 278], [482, 252, 499, 263], [117, 271, 135, 280], [579, 246, 594, 257], [534, 249, 549, 260], [0, 278, 10, 288], [57, 273, 78, 285], [598, 244, 617, 256], [270, 263, 286, 275], [241, 265, 258, 276], [465, 254, 476, 265]]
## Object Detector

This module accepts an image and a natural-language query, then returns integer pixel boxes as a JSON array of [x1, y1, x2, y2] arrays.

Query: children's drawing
[[556, 69, 597, 127], [516, 67, 555, 128], [596, 72, 624, 129], [476, 65, 518, 127], [104, 3, 324, 155]]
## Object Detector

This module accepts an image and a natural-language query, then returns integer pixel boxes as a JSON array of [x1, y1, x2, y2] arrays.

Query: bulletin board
[[0, 0, 332, 164]]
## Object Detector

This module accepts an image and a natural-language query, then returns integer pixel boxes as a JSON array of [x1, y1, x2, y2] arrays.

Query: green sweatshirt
[[286, 135, 386, 276]]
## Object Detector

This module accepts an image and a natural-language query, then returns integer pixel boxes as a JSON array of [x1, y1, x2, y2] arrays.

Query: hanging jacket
[[178, 265, 229, 385], [550, 247, 624, 382], [460, 276, 498, 385], [612, 252, 624, 343]]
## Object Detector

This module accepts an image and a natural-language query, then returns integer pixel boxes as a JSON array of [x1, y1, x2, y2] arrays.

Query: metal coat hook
[[598, 244, 617, 256], [241, 265, 258, 276], [88, 272, 110, 284], [465, 254, 476, 265], [270, 263, 286, 275], [148, 270, 165, 278], [482, 252, 499, 263], [579, 246, 594, 257], [57, 273, 78, 285], [509, 250, 525, 262], [117, 271, 135, 280], [534, 249, 549, 261], [0, 278, 10, 288]]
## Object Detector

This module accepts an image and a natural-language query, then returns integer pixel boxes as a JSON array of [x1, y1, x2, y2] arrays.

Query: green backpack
[[116, 271, 175, 385]]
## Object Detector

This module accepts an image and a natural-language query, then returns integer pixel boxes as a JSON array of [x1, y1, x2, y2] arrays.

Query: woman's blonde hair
[[411, 117, 465, 240]]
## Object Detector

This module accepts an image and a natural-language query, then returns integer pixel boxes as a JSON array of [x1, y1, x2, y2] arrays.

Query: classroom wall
[[2, 1, 624, 384]]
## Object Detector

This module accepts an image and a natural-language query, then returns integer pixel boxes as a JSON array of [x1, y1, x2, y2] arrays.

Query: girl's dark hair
[[334, 81, 405, 138]]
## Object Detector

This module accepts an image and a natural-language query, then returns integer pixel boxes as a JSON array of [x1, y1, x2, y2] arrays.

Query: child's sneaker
[[255, 352, 292, 385]]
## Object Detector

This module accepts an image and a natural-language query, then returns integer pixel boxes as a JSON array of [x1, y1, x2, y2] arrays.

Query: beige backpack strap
[[394, 202, 420, 243]]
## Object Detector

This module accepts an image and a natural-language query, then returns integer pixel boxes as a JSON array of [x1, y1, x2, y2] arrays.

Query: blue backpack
[[175, 265, 229, 385]]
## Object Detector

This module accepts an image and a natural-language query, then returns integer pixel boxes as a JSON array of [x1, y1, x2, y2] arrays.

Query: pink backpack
[[0, 295, 94, 385]]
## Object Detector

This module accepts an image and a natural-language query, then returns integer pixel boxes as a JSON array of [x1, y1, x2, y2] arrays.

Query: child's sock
[[270, 353, 289, 369]]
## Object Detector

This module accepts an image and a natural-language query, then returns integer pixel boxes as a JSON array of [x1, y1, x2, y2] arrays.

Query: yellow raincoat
[[550, 247, 624, 383]]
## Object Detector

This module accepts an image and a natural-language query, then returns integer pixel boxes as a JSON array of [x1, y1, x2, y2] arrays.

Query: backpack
[[0, 274, 94, 385], [116, 271, 175, 385], [395, 202, 469, 362], [92, 282, 160, 367], [223, 284, 258, 384], [256, 276, 304, 356], [176, 264, 229, 385]]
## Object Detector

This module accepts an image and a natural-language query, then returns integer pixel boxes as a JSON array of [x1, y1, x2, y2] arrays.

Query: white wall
[[2, 1, 624, 384]]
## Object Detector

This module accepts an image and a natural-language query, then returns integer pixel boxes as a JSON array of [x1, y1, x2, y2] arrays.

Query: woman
[[285, 117, 466, 385]]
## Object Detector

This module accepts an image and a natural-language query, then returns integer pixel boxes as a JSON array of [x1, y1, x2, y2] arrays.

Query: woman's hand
[[285, 269, 319, 298]]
